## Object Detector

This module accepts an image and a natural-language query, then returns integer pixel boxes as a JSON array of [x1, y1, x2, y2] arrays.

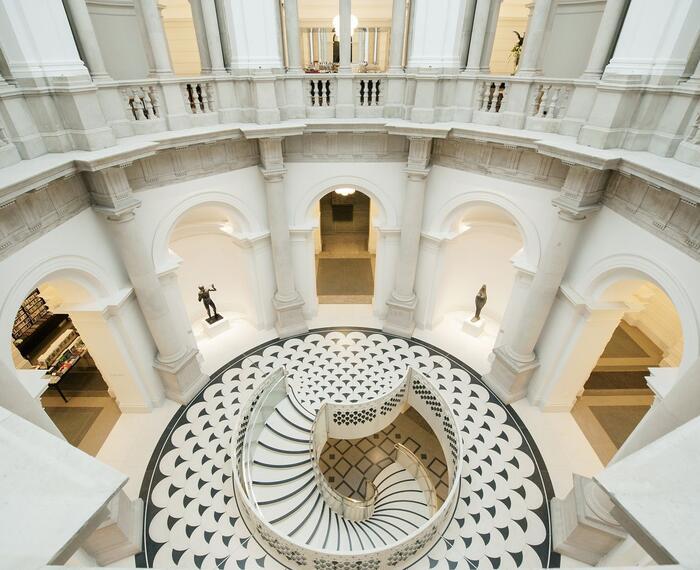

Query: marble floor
[[89, 305, 603, 568], [321, 409, 450, 502]]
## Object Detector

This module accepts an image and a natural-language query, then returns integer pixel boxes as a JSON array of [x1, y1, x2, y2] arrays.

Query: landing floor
[[94, 305, 602, 568]]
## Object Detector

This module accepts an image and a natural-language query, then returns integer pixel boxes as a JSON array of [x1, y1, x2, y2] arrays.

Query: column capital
[[554, 164, 610, 215], [259, 166, 287, 182], [84, 166, 139, 212], [405, 166, 431, 181], [407, 136, 433, 170], [258, 137, 285, 170]]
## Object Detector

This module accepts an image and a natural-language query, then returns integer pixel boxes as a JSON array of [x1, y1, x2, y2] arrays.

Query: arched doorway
[[314, 187, 378, 304], [6, 268, 163, 454], [419, 203, 529, 359], [10, 282, 119, 455], [568, 279, 684, 464], [165, 203, 268, 343]]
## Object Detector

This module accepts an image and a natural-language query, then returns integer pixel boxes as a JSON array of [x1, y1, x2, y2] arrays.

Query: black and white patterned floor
[[136, 328, 560, 569]]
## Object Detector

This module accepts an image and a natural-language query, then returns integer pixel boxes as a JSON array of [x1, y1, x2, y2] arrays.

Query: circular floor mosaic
[[136, 328, 560, 569]]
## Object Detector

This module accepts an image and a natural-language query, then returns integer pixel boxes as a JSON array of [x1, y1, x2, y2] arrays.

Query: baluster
[[205, 83, 215, 112], [360, 80, 366, 106], [367, 80, 374, 106], [488, 83, 498, 113], [200, 84, 207, 112], [324, 80, 331, 106], [123, 89, 139, 120], [309, 80, 316, 107], [134, 87, 148, 119], [529, 86, 542, 117], [548, 87, 560, 118], [477, 82, 487, 112], [375, 80, 381, 105], [558, 88, 569, 120], [537, 85, 550, 118], [148, 87, 160, 118], [317, 80, 323, 106], [495, 82, 506, 113]]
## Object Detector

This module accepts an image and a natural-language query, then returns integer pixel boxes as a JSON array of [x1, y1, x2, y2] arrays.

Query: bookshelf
[[12, 289, 51, 341]]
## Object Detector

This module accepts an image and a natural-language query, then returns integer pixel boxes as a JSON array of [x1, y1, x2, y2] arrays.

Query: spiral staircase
[[231, 366, 462, 569]]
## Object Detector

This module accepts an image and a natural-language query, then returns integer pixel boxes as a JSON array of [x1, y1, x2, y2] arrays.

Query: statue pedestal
[[203, 315, 230, 338], [463, 317, 486, 337]]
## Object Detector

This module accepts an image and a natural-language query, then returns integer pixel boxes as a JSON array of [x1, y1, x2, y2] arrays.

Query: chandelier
[[334, 187, 356, 196]]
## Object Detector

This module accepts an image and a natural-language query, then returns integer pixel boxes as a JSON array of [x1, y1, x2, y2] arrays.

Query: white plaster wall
[[135, 166, 274, 328], [87, 0, 150, 79], [169, 233, 257, 322], [0, 0, 88, 79], [563, 206, 700, 372], [527, 206, 700, 409], [431, 226, 522, 325], [407, 0, 468, 68], [624, 284, 684, 366], [220, 0, 284, 69], [0, 208, 162, 410], [137, 166, 270, 262], [421, 165, 556, 264], [540, 0, 604, 78]]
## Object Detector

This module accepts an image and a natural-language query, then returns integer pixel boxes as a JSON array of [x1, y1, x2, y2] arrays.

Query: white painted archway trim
[[292, 175, 399, 228], [428, 190, 542, 269], [151, 190, 265, 269], [576, 253, 700, 369], [0, 254, 121, 379]]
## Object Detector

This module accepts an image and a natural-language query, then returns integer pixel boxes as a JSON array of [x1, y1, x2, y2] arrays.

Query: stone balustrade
[[120, 84, 160, 122], [182, 81, 215, 115], [2, 70, 700, 168]]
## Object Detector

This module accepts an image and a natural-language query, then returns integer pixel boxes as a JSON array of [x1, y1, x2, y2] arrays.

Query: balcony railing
[[1, 70, 699, 169], [121, 85, 160, 121]]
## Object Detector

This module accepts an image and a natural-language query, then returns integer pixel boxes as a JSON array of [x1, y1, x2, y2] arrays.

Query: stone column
[[464, 0, 492, 72], [339, 0, 352, 72], [81, 489, 143, 565], [484, 165, 608, 403], [516, 0, 555, 77], [214, 0, 236, 70], [86, 166, 209, 404], [135, 0, 174, 77], [580, 0, 628, 79], [552, 474, 627, 565], [284, 0, 302, 71], [388, 0, 407, 71], [258, 138, 308, 337], [188, 0, 212, 73], [383, 137, 433, 337], [201, 0, 226, 74], [63, 0, 111, 80], [480, 0, 503, 71], [552, 357, 700, 565]]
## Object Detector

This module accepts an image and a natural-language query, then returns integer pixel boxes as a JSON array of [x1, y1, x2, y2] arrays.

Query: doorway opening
[[167, 203, 261, 341], [10, 286, 120, 455], [315, 188, 376, 304], [571, 281, 683, 465]]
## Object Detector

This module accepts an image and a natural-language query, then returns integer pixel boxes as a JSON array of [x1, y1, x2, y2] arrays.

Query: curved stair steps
[[250, 395, 431, 552]]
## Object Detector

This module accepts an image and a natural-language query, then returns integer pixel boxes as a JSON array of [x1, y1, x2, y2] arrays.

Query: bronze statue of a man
[[471, 284, 487, 322], [198, 284, 222, 323]]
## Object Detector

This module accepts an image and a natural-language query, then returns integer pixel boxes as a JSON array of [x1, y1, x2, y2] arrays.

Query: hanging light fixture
[[332, 14, 359, 34], [334, 187, 356, 197]]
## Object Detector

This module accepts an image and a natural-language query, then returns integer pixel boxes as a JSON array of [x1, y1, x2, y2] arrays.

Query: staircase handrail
[[393, 442, 439, 515]]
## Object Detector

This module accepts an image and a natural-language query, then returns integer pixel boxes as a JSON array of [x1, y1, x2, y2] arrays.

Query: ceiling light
[[332, 14, 359, 34], [334, 187, 356, 196]]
